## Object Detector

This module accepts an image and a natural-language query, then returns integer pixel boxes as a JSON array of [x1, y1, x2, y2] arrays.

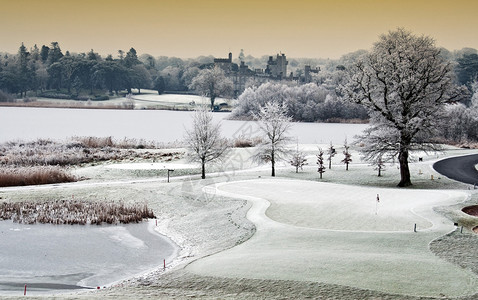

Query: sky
[[1, 0, 478, 59]]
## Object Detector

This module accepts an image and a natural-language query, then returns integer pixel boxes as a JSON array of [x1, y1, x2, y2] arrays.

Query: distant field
[[2, 90, 234, 111], [131, 91, 232, 110]]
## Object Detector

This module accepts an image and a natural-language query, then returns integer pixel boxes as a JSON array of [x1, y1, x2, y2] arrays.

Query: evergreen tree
[[317, 148, 325, 179], [341, 138, 352, 171]]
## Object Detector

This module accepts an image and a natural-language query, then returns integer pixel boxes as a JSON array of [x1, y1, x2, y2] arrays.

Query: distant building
[[265, 54, 288, 79], [213, 52, 233, 72], [210, 52, 319, 96], [303, 65, 320, 83]]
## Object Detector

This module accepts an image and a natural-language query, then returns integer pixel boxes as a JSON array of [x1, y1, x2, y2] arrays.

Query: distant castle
[[212, 52, 319, 96]]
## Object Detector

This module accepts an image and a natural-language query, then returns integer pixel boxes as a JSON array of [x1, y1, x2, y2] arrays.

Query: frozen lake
[[0, 220, 177, 295], [0, 107, 368, 144]]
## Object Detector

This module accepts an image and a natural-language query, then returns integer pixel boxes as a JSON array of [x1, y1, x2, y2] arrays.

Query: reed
[[0, 200, 155, 225], [0, 166, 76, 187]]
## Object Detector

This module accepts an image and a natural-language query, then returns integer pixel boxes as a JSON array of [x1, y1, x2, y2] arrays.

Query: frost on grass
[[0, 200, 155, 225], [0, 138, 184, 187]]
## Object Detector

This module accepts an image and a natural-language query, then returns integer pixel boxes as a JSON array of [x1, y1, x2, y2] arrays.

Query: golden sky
[[1, 0, 478, 59]]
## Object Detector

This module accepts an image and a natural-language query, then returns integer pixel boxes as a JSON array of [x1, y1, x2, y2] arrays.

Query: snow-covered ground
[[1, 147, 478, 299], [131, 92, 231, 109], [107, 162, 198, 170], [187, 179, 477, 298]]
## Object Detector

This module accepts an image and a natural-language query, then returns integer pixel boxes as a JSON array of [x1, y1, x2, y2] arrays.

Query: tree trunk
[[210, 95, 216, 111], [398, 147, 412, 187], [201, 160, 206, 179], [271, 151, 275, 177]]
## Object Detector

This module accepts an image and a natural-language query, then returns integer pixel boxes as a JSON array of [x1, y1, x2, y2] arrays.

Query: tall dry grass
[[0, 199, 155, 225], [0, 166, 76, 187]]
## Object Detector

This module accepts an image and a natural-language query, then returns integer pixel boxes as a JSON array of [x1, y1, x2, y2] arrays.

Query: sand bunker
[[463, 205, 478, 217]]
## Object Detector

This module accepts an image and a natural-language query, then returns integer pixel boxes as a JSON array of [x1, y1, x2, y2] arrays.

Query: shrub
[[39, 91, 72, 99], [93, 95, 110, 101], [0, 90, 14, 102], [232, 135, 263, 148]]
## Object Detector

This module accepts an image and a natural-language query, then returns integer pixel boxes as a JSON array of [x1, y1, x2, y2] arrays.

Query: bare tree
[[326, 141, 336, 169], [290, 141, 307, 173], [372, 155, 386, 177], [253, 101, 292, 177], [189, 66, 234, 110], [341, 28, 466, 187], [184, 107, 230, 179]]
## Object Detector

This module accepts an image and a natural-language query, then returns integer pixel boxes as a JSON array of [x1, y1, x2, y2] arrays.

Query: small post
[[414, 223, 417, 232], [163, 259, 166, 270], [375, 194, 380, 215], [24, 284, 27, 296], [461, 226, 464, 233], [167, 169, 174, 183], [155, 219, 157, 226], [431, 175, 434, 180]]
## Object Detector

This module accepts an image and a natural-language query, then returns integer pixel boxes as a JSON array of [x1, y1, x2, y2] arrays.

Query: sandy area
[[1, 148, 478, 299]]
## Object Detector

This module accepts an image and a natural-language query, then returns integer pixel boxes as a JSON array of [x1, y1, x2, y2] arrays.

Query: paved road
[[433, 154, 478, 185]]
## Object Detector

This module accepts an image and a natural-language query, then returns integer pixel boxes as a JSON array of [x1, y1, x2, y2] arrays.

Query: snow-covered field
[[131, 92, 231, 110], [107, 162, 198, 170], [1, 146, 478, 299], [187, 179, 477, 298]]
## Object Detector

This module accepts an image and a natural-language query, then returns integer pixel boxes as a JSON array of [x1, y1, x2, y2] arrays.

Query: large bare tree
[[253, 101, 292, 177], [341, 28, 466, 187], [185, 107, 229, 179]]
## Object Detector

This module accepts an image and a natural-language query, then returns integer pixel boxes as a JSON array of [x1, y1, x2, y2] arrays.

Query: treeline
[[0, 42, 216, 101], [232, 82, 368, 122]]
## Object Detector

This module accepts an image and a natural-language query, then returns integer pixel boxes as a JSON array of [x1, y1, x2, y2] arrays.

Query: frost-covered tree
[[253, 101, 292, 177], [471, 81, 478, 108], [372, 155, 386, 177], [341, 28, 466, 187], [189, 66, 233, 110], [233, 82, 367, 122], [341, 138, 352, 171], [290, 143, 307, 173], [316, 148, 325, 179], [326, 141, 336, 169], [184, 107, 230, 179], [440, 104, 478, 142]]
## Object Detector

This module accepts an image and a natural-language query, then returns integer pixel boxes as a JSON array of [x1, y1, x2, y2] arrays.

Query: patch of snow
[[106, 163, 198, 170]]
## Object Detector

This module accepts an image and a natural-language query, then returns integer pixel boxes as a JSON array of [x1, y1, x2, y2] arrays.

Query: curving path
[[188, 179, 478, 298], [433, 153, 478, 185]]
